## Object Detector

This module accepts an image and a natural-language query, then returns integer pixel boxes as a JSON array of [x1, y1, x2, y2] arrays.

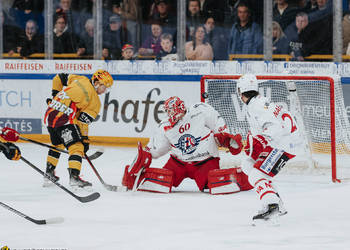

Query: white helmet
[[237, 74, 258, 95]]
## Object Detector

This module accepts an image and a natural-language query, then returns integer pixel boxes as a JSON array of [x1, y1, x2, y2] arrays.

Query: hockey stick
[[20, 156, 101, 203], [19, 136, 104, 160], [84, 153, 122, 192], [0, 201, 64, 225]]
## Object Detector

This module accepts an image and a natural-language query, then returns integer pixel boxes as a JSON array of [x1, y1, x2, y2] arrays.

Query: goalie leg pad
[[232, 167, 254, 191], [122, 165, 136, 190], [193, 157, 220, 191], [137, 168, 174, 193], [208, 168, 240, 195], [254, 146, 295, 177]]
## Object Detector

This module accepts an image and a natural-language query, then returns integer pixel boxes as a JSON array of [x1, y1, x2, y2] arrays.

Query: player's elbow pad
[[78, 112, 94, 125]]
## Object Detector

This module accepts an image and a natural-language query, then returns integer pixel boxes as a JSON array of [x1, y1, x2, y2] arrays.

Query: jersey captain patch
[[174, 134, 201, 155]]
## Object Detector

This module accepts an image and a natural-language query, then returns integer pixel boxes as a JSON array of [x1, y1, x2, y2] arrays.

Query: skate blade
[[252, 214, 280, 227]]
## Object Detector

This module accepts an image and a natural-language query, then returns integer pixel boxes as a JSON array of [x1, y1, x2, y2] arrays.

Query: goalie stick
[[19, 136, 104, 160], [84, 153, 123, 192], [20, 156, 101, 203], [0, 201, 64, 225]]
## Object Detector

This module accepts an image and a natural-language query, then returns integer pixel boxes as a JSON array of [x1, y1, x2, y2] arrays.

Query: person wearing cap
[[102, 14, 131, 60], [121, 44, 135, 60]]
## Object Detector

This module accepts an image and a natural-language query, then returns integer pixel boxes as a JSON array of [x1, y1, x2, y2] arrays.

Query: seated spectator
[[185, 25, 213, 60], [273, 0, 299, 31], [121, 44, 136, 60], [343, 13, 350, 54], [156, 33, 177, 60], [17, 19, 44, 57], [55, 0, 89, 37], [77, 18, 94, 57], [138, 22, 163, 56], [53, 15, 78, 53], [204, 16, 228, 60], [10, 0, 44, 34], [1, 11, 24, 56], [149, 0, 176, 27], [227, 1, 263, 57], [284, 12, 309, 60], [272, 21, 290, 55], [103, 14, 131, 60], [187, 0, 204, 39]]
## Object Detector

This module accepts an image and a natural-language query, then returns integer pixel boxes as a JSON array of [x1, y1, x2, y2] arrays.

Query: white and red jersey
[[245, 95, 303, 155], [146, 102, 228, 161]]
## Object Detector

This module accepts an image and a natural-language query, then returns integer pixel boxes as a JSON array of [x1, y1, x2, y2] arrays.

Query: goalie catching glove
[[214, 132, 243, 155]]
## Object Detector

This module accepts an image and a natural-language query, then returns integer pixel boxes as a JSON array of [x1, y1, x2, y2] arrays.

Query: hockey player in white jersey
[[122, 96, 253, 194], [237, 74, 303, 224]]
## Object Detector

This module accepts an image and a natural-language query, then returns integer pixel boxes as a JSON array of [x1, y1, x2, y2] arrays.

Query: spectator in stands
[[10, 0, 44, 34], [102, 14, 131, 60], [343, 12, 350, 54], [273, 0, 299, 31], [1, 11, 24, 56], [272, 21, 290, 55], [307, 0, 332, 23], [53, 14, 78, 54], [185, 25, 213, 60], [149, 0, 176, 27], [55, 0, 88, 37], [121, 43, 136, 60], [156, 33, 177, 60], [204, 15, 228, 60], [119, 0, 142, 47], [77, 18, 94, 57], [187, 0, 204, 39], [284, 12, 309, 60], [17, 19, 44, 57], [227, 1, 263, 58], [138, 22, 163, 57], [199, 0, 226, 25]]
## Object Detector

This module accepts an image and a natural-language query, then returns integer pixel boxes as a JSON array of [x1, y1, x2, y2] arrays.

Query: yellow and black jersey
[[44, 74, 101, 129]]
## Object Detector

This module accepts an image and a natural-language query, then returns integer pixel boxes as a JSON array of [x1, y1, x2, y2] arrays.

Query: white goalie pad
[[137, 168, 174, 193]]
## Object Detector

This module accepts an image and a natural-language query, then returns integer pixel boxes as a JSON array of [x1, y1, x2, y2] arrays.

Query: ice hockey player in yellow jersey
[[43, 70, 113, 189]]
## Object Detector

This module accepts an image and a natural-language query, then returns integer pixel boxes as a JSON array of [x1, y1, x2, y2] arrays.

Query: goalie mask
[[237, 74, 258, 96], [164, 96, 187, 126]]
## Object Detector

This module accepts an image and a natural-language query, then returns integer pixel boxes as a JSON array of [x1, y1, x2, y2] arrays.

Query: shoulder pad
[[58, 73, 69, 86]]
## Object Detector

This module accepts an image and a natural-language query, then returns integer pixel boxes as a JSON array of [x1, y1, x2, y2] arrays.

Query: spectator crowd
[[0, 0, 345, 61]]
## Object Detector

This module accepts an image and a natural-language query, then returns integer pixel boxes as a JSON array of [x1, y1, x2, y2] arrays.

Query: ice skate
[[252, 203, 280, 226], [43, 163, 60, 187], [68, 168, 93, 192]]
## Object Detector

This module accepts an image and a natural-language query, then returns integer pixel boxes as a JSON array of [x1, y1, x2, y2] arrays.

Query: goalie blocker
[[122, 143, 252, 194]]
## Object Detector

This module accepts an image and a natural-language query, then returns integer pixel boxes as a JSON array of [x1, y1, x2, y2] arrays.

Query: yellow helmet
[[91, 69, 114, 88]]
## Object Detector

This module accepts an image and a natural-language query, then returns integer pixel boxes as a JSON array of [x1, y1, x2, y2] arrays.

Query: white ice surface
[[1, 144, 350, 250]]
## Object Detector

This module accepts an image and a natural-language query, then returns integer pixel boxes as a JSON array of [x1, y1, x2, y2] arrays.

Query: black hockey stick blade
[[88, 148, 104, 160], [0, 201, 64, 225], [20, 156, 101, 203]]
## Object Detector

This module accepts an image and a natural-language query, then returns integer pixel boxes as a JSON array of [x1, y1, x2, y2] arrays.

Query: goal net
[[200, 75, 350, 183]]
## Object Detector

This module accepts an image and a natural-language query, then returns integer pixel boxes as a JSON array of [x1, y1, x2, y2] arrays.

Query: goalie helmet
[[91, 69, 114, 88], [164, 96, 187, 126], [237, 74, 258, 96]]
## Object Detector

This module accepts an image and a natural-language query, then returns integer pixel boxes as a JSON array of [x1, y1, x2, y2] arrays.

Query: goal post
[[200, 75, 350, 183]]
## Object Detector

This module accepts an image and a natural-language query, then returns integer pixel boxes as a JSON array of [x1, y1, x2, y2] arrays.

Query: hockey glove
[[82, 136, 89, 153], [0, 142, 21, 161], [0, 127, 20, 142], [244, 134, 269, 161], [214, 132, 243, 155]]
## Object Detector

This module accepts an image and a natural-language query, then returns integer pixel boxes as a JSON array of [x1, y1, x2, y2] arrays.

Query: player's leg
[[44, 127, 62, 186], [163, 156, 187, 188], [193, 157, 220, 191], [56, 124, 92, 188]]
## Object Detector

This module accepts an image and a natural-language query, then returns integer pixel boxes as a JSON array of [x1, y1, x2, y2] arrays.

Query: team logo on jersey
[[61, 128, 73, 144], [174, 134, 201, 155]]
